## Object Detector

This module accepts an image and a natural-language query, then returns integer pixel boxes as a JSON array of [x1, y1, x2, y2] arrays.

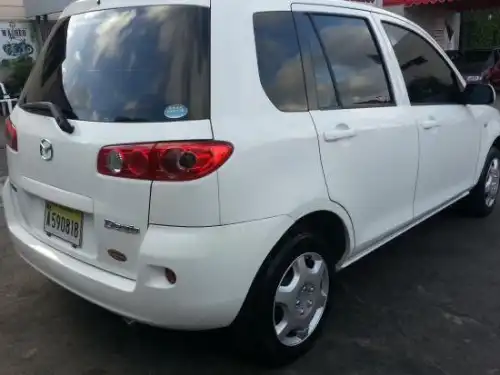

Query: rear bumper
[[3, 179, 292, 329]]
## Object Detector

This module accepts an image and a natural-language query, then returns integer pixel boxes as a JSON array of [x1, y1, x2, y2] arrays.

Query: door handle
[[421, 119, 440, 130], [323, 126, 357, 142]]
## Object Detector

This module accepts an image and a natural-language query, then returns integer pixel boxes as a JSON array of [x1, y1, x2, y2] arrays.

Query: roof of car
[[301, 0, 405, 17], [64, 0, 210, 17], [254, 0, 412, 21], [64, 0, 410, 25]]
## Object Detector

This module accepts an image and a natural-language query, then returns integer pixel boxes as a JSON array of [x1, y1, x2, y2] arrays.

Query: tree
[[462, 9, 500, 49]]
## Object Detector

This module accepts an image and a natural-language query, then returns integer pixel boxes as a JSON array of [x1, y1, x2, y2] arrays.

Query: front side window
[[253, 12, 308, 112], [21, 5, 210, 123], [310, 14, 394, 108], [383, 22, 461, 105]]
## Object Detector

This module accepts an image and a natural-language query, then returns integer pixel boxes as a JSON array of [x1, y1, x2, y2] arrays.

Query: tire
[[461, 147, 500, 217], [231, 228, 335, 367]]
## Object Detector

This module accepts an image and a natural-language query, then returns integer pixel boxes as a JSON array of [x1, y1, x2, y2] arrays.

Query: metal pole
[[42, 15, 49, 42], [458, 11, 465, 51], [34, 15, 43, 50]]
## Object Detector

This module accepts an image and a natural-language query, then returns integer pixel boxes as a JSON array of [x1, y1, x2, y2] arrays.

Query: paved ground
[[2, 105, 500, 375]]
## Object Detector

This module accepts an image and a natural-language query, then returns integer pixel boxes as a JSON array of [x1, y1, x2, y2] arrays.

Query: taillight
[[97, 141, 233, 181], [5, 117, 17, 151]]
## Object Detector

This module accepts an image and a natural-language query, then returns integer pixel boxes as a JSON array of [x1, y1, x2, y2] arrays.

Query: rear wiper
[[20, 101, 75, 134]]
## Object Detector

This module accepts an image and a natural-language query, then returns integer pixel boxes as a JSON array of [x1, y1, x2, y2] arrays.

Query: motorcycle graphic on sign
[[3, 40, 34, 58], [0, 21, 36, 61]]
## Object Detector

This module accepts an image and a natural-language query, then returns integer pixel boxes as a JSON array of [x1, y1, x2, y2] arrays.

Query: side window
[[310, 14, 394, 108], [294, 13, 339, 110], [253, 12, 308, 112], [382, 22, 461, 105]]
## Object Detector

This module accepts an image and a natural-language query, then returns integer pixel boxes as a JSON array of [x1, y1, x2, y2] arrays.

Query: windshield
[[20, 5, 210, 123]]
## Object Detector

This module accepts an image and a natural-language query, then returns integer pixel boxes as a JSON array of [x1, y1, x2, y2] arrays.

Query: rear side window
[[294, 12, 339, 110], [253, 12, 308, 112], [20, 5, 210, 123], [310, 14, 394, 108]]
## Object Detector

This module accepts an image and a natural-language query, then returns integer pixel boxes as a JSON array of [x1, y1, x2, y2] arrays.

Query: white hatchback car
[[4, 0, 500, 365]]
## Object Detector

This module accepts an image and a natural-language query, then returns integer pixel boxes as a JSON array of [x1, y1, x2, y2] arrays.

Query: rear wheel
[[232, 229, 334, 366], [461, 147, 500, 217]]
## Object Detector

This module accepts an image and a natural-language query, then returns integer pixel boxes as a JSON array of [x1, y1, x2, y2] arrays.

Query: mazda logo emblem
[[40, 139, 53, 161]]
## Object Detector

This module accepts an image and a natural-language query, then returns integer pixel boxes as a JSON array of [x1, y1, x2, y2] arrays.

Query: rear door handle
[[421, 119, 440, 130], [323, 127, 357, 142]]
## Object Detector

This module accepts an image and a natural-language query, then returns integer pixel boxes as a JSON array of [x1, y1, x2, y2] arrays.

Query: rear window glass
[[20, 5, 210, 123]]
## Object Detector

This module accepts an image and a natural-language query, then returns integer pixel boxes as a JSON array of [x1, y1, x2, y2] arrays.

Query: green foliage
[[462, 9, 500, 49], [2, 56, 34, 96]]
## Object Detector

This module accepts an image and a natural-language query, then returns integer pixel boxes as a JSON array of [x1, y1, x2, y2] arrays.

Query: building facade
[[384, 1, 461, 50], [0, 0, 25, 20], [24, 0, 383, 16], [19, 0, 470, 52], [23, 0, 71, 18], [0, 0, 37, 82]]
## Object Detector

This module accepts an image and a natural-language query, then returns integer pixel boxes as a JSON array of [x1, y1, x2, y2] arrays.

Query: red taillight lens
[[97, 141, 233, 181], [98, 143, 154, 179], [153, 142, 233, 181], [5, 117, 17, 151]]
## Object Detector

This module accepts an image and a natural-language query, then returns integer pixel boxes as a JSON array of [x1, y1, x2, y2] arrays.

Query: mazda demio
[[4, 0, 500, 365]]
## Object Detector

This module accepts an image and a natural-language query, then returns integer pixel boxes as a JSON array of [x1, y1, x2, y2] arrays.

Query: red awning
[[383, 0, 455, 6], [384, 0, 500, 7]]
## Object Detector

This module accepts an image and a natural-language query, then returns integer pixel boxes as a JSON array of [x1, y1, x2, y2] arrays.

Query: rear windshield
[[20, 5, 210, 123]]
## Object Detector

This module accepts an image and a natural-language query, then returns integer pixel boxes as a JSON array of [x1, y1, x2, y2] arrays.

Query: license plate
[[44, 202, 83, 247]]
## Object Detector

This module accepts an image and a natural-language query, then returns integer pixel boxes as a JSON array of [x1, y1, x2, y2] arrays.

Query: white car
[[3, 0, 500, 366]]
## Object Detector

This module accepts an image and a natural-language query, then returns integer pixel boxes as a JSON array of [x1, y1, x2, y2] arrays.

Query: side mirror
[[462, 83, 496, 105]]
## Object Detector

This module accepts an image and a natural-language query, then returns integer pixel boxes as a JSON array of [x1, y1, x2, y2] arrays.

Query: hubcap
[[485, 158, 500, 207], [273, 252, 329, 347]]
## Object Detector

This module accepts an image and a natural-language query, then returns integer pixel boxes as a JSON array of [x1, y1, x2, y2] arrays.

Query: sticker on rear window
[[165, 104, 188, 119]]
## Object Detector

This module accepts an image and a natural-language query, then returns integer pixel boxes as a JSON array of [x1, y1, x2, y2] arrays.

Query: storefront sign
[[0, 21, 37, 63]]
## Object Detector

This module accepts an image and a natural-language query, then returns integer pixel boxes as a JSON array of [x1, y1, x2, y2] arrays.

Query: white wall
[[0, 0, 25, 20], [384, 4, 405, 16], [404, 7, 460, 50], [23, 0, 72, 17], [384, 4, 461, 50], [349, 0, 383, 7]]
